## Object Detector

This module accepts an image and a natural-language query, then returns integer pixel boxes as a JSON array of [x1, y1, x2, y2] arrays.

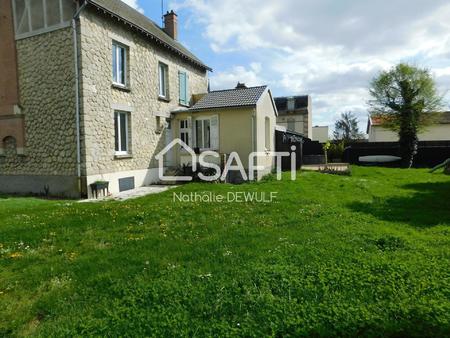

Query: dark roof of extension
[[189, 86, 268, 111], [86, 0, 211, 71]]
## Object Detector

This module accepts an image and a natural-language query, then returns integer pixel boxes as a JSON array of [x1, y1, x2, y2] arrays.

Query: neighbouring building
[[0, 0, 210, 198], [274, 95, 312, 138], [167, 84, 278, 180], [367, 113, 450, 142], [312, 126, 329, 143]]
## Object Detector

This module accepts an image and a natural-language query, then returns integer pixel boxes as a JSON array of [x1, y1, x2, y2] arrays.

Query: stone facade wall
[[0, 27, 77, 177], [277, 113, 309, 136], [78, 8, 209, 178]]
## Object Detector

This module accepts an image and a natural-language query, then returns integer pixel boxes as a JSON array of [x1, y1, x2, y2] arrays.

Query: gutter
[[72, 1, 88, 196], [85, 0, 212, 72]]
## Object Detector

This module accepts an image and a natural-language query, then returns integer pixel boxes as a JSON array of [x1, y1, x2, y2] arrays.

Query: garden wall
[[344, 141, 450, 167]]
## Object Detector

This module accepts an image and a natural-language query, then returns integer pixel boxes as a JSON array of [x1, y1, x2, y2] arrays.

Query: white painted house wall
[[369, 125, 450, 142], [312, 126, 329, 143]]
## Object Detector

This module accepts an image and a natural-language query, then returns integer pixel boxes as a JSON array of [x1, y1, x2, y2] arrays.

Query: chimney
[[163, 10, 178, 40], [236, 82, 247, 89]]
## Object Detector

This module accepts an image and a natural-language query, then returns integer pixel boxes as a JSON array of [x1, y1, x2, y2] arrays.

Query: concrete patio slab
[[80, 185, 177, 202]]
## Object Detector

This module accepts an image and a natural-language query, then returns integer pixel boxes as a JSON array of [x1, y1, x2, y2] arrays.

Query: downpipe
[[72, 1, 88, 197]]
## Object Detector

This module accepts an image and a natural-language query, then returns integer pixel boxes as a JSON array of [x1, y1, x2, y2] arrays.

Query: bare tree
[[333, 112, 363, 143]]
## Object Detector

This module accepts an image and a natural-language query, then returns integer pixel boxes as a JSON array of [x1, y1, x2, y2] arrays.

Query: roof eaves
[[85, 0, 212, 72]]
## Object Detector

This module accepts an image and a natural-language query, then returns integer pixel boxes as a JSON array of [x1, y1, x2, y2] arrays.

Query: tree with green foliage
[[333, 112, 363, 142], [369, 63, 443, 168]]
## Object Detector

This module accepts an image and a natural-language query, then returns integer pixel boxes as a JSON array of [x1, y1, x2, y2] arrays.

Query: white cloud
[[173, 0, 450, 133], [210, 63, 265, 89], [120, 0, 144, 13]]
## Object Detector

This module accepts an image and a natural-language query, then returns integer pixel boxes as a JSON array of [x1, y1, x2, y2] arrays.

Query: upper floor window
[[179, 71, 189, 106], [12, 0, 76, 38], [112, 42, 127, 86], [159, 62, 169, 98]]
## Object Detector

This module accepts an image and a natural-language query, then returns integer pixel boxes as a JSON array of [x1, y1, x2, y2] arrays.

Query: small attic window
[[287, 98, 295, 111]]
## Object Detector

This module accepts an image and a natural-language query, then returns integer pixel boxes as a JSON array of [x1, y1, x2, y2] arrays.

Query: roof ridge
[[87, 0, 211, 71], [208, 85, 267, 94], [275, 95, 309, 99]]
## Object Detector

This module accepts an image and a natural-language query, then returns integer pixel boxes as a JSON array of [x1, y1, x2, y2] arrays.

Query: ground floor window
[[196, 119, 211, 149], [180, 119, 190, 146], [115, 111, 130, 155]]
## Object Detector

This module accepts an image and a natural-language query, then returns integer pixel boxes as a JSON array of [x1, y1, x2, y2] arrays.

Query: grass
[[0, 166, 449, 337]]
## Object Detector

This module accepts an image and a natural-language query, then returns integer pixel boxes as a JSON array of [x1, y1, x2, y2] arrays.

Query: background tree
[[333, 112, 363, 142], [369, 63, 443, 168]]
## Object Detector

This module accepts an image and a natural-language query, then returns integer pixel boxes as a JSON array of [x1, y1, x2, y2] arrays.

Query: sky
[[121, 0, 450, 134]]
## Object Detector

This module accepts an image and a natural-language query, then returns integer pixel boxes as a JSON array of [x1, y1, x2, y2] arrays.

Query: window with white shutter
[[210, 115, 219, 150], [195, 119, 211, 149]]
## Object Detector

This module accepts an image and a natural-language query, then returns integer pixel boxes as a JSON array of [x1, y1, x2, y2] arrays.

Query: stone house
[[274, 95, 312, 138], [0, 0, 210, 198]]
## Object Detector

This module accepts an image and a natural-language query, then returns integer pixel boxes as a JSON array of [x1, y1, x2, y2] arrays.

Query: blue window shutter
[[186, 73, 189, 105], [179, 72, 187, 105]]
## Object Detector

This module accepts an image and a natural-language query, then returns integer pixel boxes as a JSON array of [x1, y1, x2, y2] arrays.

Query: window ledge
[[114, 154, 133, 159], [158, 96, 171, 103], [179, 103, 190, 108], [112, 84, 131, 92]]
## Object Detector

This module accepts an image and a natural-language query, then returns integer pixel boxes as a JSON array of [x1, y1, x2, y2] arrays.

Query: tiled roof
[[371, 112, 450, 125], [189, 86, 268, 111], [87, 0, 211, 71]]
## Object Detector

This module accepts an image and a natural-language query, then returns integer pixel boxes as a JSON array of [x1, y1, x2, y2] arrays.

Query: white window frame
[[179, 119, 190, 147], [159, 62, 169, 98], [112, 41, 128, 87], [195, 117, 211, 150], [115, 111, 129, 155]]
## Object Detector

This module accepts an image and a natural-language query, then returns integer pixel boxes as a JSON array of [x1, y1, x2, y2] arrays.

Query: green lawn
[[1, 167, 449, 337]]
